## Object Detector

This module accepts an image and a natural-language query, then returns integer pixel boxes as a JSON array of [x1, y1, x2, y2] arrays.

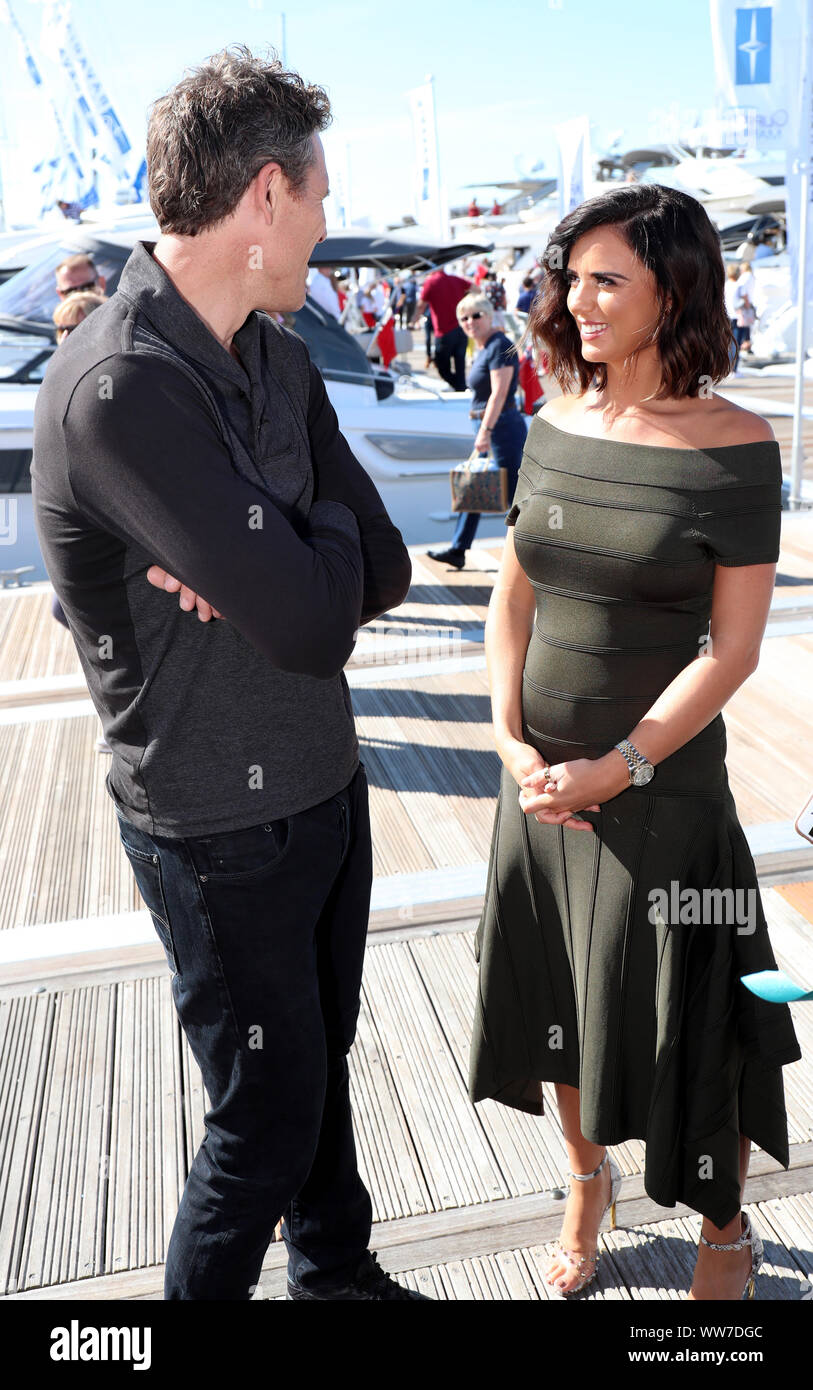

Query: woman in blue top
[[428, 292, 528, 569]]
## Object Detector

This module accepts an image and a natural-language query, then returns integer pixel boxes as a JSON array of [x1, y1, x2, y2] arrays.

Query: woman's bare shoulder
[[536, 393, 587, 423], [708, 394, 776, 445]]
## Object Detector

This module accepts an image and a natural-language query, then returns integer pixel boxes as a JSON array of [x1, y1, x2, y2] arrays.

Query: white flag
[[407, 78, 446, 241], [2, 0, 95, 212], [711, 1, 813, 320], [43, 0, 132, 184], [554, 115, 591, 219], [709, 0, 806, 149], [782, 1, 813, 314], [325, 137, 352, 229]]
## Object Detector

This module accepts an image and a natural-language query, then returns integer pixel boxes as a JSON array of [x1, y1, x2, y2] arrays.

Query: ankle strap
[[700, 1213, 751, 1252], [568, 1151, 608, 1183]]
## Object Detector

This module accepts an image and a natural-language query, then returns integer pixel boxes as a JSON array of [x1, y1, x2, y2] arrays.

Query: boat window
[[0, 450, 33, 493], [0, 249, 382, 393], [0, 329, 54, 381], [288, 299, 375, 388]]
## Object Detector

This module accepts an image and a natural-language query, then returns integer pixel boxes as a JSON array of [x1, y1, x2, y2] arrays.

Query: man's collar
[[117, 240, 259, 385]]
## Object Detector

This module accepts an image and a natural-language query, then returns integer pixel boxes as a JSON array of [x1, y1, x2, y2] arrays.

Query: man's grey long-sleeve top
[[31, 240, 412, 836]]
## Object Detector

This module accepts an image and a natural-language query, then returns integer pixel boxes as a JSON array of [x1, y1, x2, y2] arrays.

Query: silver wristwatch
[[614, 738, 655, 786]]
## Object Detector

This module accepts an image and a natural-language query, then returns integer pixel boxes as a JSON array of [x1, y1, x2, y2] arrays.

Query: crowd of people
[[311, 234, 764, 399], [725, 260, 757, 362], [307, 255, 545, 378]]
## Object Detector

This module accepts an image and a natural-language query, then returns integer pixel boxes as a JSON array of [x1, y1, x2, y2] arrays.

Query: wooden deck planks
[[756, 1191, 813, 1293], [104, 977, 184, 1279], [0, 993, 52, 1295], [758, 894, 813, 1147], [11, 987, 112, 1292], [0, 934, 811, 1296], [0, 589, 81, 686], [349, 991, 435, 1222], [379, 1202, 812, 1301], [359, 943, 510, 1209], [775, 880, 813, 924], [724, 636, 813, 824], [407, 930, 571, 1195], [354, 682, 492, 871], [0, 713, 145, 932]]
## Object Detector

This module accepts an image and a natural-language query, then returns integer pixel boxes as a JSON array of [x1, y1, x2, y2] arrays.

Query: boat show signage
[[710, 0, 801, 149], [783, 0, 813, 316], [554, 115, 592, 220], [711, 1, 813, 314]]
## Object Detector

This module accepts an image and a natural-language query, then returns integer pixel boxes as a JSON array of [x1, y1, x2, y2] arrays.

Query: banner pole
[[790, 0, 813, 512], [790, 153, 810, 511]]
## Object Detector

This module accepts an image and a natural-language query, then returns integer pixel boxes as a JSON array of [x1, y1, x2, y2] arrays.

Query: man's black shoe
[[426, 547, 465, 570], [286, 1249, 432, 1300]]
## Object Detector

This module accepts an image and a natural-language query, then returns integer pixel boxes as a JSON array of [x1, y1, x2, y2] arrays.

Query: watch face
[[632, 763, 654, 786]]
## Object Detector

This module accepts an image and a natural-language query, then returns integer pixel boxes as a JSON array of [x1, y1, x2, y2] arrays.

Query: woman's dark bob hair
[[526, 183, 735, 398]]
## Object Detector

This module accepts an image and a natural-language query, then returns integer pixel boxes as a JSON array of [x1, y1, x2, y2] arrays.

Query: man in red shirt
[[410, 268, 471, 390]]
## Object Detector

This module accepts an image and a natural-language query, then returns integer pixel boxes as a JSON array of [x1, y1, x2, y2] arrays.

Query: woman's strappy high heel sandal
[[546, 1149, 623, 1297], [698, 1212, 764, 1300]]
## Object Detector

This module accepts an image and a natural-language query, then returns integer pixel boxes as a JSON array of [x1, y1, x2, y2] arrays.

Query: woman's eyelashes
[[566, 273, 617, 288]]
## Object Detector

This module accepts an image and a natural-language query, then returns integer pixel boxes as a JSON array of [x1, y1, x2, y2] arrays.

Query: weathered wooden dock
[[1, 379, 812, 1300]]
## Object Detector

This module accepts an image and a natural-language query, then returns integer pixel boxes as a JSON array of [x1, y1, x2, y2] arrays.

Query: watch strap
[[614, 738, 653, 782]]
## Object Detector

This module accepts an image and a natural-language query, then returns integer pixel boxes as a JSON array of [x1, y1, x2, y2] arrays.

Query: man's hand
[[146, 565, 223, 622]]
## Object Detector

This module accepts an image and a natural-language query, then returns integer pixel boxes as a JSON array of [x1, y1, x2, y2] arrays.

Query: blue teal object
[[741, 970, 813, 1003]]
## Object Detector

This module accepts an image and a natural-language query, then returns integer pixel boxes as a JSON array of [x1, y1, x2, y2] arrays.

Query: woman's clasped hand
[[499, 740, 627, 831]]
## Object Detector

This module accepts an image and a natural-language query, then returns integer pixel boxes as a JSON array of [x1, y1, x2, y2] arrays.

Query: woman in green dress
[[467, 182, 801, 1300]]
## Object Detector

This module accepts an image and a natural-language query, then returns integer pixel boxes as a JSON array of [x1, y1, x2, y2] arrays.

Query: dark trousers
[[115, 761, 373, 1300], [434, 324, 468, 390], [732, 320, 750, 349], [451, 409, 528, 551]]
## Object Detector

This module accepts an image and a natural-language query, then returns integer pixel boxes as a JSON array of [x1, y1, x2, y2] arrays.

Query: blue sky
[[0, 0, 724, 225]]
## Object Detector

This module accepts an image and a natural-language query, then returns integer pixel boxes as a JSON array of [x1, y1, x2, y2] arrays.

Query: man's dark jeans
[[433, 324, 468, 390], [115, 761, 373, 1300]]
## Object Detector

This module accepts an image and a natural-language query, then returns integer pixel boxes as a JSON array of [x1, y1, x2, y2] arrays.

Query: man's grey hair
[[146, 44, 332, 236]]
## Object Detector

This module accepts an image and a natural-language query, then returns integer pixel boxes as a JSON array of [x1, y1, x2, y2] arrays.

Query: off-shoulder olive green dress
[[468, 414, 802, 1227]]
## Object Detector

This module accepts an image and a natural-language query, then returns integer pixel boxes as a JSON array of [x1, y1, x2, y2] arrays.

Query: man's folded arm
[[63, 355, 363, 678], [306, 359, 412, 624]]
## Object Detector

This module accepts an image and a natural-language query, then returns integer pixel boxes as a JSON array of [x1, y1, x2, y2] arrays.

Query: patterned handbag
[[450, 451, 510, 514]]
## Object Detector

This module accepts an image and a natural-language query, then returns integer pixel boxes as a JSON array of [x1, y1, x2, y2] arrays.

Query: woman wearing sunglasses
[[52, 289, 107, 345], [427, 292, 527, 570]]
